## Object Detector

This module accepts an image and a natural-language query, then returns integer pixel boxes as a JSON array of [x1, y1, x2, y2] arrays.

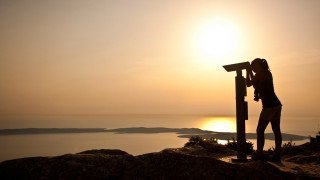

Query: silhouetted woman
[[246, 58, 282, 162]]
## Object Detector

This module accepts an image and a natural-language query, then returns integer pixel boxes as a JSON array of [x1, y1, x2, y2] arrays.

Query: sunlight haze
[[1, 0, 319, 116]]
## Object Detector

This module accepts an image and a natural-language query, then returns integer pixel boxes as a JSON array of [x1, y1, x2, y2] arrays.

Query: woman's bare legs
[[256, 117, 269, 156], [271, 109, 282, 155]]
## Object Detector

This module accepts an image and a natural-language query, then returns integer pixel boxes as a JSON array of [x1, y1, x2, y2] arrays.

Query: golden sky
[[0, 0, 319, 116]]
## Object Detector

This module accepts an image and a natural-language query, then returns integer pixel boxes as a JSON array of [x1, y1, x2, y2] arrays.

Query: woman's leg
[[256, 114, 269, 155], [270, 107, 282, 155]]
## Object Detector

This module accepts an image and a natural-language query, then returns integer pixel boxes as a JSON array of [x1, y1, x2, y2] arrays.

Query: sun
[[192, 19, 240, 61]]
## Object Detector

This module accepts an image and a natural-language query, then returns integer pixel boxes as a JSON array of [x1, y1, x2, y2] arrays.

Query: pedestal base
[[231, 157, 249, 163]]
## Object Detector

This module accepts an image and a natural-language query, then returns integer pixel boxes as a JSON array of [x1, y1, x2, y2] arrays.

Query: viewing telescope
[[223, 61, 250, 162], [223, 61, 250, 73]]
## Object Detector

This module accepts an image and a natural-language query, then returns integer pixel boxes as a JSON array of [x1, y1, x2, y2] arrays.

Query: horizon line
[[1, 113, 319, 117], [0, 113, 235, 117]]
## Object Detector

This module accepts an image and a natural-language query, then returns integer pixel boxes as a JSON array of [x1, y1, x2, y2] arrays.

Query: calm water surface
[[0, 114, 318, 162]]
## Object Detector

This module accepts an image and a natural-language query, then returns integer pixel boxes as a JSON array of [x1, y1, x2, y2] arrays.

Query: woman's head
[[251, 58, 270, 73]]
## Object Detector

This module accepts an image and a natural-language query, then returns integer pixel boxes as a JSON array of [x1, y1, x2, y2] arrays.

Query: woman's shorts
[[259, 105, 282, 122]]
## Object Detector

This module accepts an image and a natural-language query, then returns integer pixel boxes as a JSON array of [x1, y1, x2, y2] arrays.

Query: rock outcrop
[[1, 140, 319, 179]]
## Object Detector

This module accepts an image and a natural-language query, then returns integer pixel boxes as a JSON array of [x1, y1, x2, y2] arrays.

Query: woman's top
[[254, 70, 282, 108]]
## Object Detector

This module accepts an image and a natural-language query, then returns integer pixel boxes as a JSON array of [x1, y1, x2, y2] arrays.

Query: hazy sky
[[1, 0, 319, 116]]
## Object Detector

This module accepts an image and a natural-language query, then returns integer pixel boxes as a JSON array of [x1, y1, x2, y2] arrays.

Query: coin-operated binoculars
[[223, 62, 250, 162]]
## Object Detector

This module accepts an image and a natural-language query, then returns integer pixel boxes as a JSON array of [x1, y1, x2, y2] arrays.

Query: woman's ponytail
[[252, 58, 270, 71], [261, 59, 270, 71]]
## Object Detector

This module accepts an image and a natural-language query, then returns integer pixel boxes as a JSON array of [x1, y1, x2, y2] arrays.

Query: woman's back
[[256, 70, 282, 108]]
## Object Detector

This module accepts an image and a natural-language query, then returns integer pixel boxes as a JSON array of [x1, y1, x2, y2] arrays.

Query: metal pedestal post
[[232, 70, 248, 162]]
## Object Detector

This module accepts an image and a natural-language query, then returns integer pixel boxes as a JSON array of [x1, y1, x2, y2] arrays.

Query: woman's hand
[[246, 67, 254, 87]]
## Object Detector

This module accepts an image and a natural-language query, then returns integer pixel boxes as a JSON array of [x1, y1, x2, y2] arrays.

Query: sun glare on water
[[201, 117, 236, 132]]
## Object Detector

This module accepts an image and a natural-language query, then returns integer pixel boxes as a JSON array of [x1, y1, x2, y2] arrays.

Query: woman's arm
[[246, 68, 254, 87], [246, 69, 266, 87]]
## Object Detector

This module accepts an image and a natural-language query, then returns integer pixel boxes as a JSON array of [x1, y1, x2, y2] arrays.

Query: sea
[[0, 114, 319, 162]]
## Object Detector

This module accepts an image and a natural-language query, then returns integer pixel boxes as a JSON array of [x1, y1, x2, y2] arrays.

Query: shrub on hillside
[[225, 137, 254, 155]]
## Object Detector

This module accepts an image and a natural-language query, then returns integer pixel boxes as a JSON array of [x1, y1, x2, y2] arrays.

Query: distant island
[[0, 127, 308, 141]]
